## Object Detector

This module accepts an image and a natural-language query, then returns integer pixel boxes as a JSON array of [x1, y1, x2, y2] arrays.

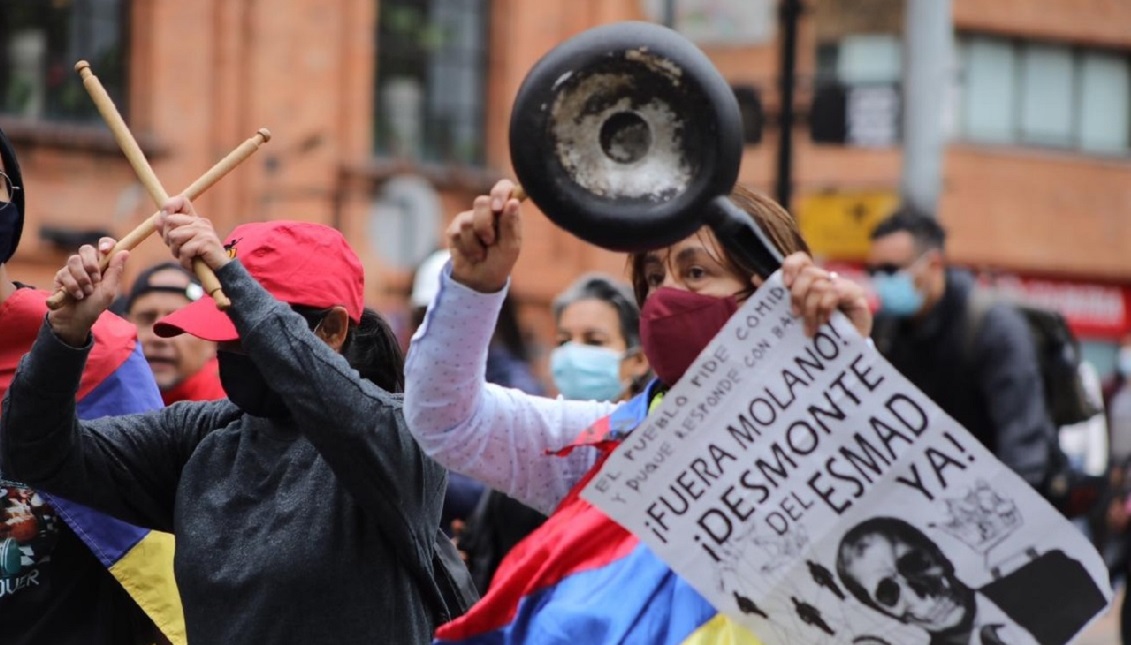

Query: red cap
[[154, 221, 364, 341]]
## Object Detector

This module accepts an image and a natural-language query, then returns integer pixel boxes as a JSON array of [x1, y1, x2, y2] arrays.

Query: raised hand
[[48, 237, 128, 346], [155, 195, 230, 272], [781, 252, 872, 338], [446, 179, 523, 293]]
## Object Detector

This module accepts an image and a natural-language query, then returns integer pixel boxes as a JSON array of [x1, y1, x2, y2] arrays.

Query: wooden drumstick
[[74, 60, 230, 309], [45, 128, 272, 310]]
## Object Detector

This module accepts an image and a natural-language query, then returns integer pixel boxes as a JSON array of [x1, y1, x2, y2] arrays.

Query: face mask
[[640, 287, 738, 387], [873, 271, 924, 317], [0, 206, 19, 264], [217, 351, 290, 418], [1119, 347, 1131, 376], [550, 343, 625, 401], [0, 127, 25, 264]]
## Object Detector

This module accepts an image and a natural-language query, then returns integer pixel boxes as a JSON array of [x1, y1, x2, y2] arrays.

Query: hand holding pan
[[507, 21, 782, 277], [45, 128, 272, 310], [73, 60, 233, 309]]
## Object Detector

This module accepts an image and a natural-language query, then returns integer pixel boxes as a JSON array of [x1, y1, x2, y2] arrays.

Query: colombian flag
[[435, 391, 765, 644], [0, 288, 186, 644]]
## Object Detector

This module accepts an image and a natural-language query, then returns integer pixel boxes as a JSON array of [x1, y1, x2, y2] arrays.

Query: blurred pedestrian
[[0, 126, 179, 644], [458, 272, 652, 593], [868, 209, 1055, 491], [1, 200, 451, 644], [123, 261, 224, 404], [549, 272, 652, 402], [404, 180, 869, 641]]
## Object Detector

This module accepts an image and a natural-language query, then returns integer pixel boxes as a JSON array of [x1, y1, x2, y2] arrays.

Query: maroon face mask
[[639, 287, 739, 387]]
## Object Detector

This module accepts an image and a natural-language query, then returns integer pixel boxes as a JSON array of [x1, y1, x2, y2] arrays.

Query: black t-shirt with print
[[1, 480, 157, 645]]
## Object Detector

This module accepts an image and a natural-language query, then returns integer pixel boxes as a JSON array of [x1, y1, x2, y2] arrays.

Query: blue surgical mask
[[873, 271, 924, 317], [550, 343, 625, 401]]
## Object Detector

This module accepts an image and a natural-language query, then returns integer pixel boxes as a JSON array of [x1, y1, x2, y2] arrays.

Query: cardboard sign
[[582, 272, 1111, 645]]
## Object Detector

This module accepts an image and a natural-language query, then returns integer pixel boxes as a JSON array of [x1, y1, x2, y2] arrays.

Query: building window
[[1079, 52, 1130, 154], [374, 0, 488, 166], [958, 35, 1131, 155], [0, 0, 129, 122], [813, 35, 903, 148]]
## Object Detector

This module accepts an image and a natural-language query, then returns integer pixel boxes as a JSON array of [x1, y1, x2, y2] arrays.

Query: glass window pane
[[960, 37, 1016, 143], [1079, 52, 1130, 154], [374, 0, 487, 165], [837, 34, 901, 84], [1, 0, 127, 122], [1019, 43, 1075, 146]]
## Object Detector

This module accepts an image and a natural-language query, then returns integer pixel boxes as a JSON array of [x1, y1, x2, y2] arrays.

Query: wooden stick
[[46, 128, 272, 310], [74, 60, 230, 309]]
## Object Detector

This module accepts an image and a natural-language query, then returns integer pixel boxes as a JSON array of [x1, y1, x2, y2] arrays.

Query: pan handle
[[706, 195, 784, 280]]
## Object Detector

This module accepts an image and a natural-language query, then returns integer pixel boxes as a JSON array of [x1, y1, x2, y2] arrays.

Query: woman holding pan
[[0, 197, 455, 644], [404, 179, 872, 643]]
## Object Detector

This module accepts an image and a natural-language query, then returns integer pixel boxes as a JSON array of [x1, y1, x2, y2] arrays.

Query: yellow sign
[[798, 191, 899, 260]]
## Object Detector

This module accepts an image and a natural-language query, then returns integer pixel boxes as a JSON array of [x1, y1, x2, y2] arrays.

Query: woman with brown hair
[[404, 179, 871, 643]]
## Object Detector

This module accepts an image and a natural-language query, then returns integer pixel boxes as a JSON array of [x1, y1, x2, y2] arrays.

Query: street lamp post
[[900, 0, 953, 217], [775, 0, 803, 212]]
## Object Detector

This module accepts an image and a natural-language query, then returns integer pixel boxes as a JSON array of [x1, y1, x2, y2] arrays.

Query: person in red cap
[[0, 196, 453, 644]]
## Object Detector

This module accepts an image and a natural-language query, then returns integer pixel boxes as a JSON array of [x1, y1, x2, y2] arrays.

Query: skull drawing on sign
[[836, 517, 975, 634]]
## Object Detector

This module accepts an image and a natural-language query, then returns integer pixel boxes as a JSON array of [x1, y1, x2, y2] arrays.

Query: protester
[[549, 272, 651, 402], [412, 248, 545, 538], [123, 261, 224, 404], [867, 209, 1054, 489], [404, 179, 870, 641], [0, 200, 450, 644], [459, 272, 652, 594], [0, 127, 180, 644]]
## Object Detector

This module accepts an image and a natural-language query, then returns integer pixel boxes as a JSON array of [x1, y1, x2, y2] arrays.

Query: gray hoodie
[[0, 261, 446, 644]]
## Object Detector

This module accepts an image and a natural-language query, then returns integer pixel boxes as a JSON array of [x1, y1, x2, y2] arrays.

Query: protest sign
[[582, 272, 1111, 645]]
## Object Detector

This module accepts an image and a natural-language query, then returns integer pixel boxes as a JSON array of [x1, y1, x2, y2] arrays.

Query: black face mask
[[217, 351, 291, 418]]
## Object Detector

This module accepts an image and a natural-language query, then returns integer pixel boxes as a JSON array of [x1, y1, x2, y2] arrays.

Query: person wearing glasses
[[866, 208, 1053, 490], [122, 262, 225, 405]]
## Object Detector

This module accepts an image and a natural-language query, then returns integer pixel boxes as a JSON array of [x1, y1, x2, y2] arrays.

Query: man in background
[[867, 209, 1053, 489], [123, 261, 224, 404]]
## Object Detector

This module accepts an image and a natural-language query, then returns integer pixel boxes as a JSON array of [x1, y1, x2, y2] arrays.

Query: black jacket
[[872, 268, 1054, 486]]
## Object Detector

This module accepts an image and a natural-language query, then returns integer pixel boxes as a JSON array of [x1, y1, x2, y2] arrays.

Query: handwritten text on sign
[[581, 272, 1109, 645]]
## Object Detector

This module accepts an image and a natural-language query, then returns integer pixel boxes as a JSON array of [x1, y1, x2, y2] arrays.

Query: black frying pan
[[508, 21, 782, 277]]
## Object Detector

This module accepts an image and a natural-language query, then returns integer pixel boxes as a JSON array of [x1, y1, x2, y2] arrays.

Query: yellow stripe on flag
[[681, 613, 765, 645], [108, 530, 186, 645]]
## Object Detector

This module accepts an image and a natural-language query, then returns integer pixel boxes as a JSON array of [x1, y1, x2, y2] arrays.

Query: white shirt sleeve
[[403, 263, 617, 515]]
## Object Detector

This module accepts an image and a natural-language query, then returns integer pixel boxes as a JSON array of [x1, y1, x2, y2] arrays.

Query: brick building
[[2, 0, 1129, 382]]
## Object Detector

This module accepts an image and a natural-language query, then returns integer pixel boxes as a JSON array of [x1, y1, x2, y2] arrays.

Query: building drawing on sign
[[930, 479, 1022, 569], [712, 518, 812, 607]]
